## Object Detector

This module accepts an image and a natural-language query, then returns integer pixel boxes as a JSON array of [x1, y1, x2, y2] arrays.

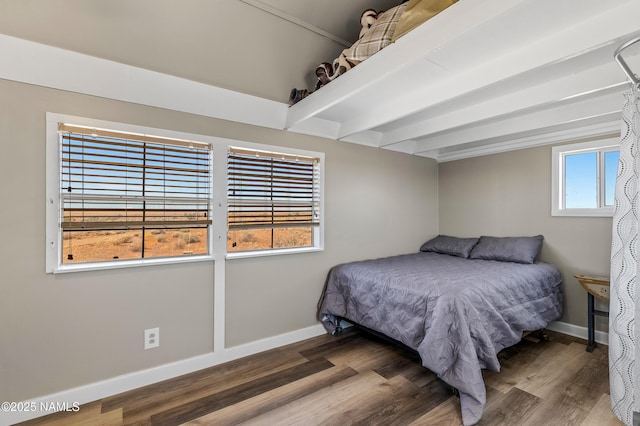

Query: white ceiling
[[283, 0, 640, 161], [1, 0, 639, 162]]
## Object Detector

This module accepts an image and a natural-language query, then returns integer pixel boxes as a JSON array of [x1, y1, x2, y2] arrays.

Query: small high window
[[552, 138, 620, 217]]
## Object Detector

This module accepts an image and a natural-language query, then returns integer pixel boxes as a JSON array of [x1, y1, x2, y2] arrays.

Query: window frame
[[225, 142, 324, 260], [46, 113, 216, 273], [551, 137, 620, 217], [46, 113, 325, 273]]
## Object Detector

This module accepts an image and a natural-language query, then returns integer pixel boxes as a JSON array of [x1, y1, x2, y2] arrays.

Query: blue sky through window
[[565, 152, 597, 208], [564, 150, 619, 209]]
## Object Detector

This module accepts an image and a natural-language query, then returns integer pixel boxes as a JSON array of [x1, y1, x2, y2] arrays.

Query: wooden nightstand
[[574, 274, 610, 352]]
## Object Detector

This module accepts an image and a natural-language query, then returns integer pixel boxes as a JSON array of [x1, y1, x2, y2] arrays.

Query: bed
[[317, 235, 563, 425]]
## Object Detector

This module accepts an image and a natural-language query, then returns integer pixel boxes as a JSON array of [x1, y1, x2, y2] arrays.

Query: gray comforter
[[317, 252, 563, 425]]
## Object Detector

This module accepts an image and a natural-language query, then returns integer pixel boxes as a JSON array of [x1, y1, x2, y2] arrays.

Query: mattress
[[317, 251, 563, 425]]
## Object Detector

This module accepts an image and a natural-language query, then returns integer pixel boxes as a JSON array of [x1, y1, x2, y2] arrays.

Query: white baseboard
[[546, 320, 609, 346], [1, 324, 325, 425]]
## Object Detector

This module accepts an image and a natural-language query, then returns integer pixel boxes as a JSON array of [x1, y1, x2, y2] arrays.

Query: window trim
[[551, 137, 620, 217], [224, 141, 325, 259], [46, 113, 325, 273], [46, 113, 218, 273]]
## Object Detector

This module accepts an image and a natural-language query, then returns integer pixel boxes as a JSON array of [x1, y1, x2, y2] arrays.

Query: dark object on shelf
[[289, 88, 310, 105]]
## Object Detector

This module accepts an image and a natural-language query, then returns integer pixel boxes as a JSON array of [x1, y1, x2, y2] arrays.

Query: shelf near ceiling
[[285, 0, 640, 162]]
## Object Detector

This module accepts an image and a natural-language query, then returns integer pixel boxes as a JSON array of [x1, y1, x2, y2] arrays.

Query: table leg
[[587, 293, 595, 352]]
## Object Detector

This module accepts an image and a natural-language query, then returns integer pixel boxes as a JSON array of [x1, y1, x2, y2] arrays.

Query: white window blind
[[227, 147, 320, 231], [59, 124, 212, 232]]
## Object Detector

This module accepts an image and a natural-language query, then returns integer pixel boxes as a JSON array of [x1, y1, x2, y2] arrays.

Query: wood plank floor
[[18, 328, 622, 426]]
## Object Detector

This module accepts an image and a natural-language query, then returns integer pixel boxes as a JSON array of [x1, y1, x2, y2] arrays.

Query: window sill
[[50, 254, 214, 274], [226, 246, 323, 260], [551, 208, 614, 217]]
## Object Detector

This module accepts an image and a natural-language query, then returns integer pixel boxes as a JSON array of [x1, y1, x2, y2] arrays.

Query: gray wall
[[438, 142, 615, 329], [0, 78, 439, 402], [0, 0, 345, 103]]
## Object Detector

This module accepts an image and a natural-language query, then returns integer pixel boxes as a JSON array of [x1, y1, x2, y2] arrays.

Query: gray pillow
[[420, 235, 480, 258], [469, 235, 544, 264]]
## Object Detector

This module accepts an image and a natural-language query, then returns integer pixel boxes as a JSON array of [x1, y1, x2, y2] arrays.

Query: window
[[47, 117, 212, 272], [552, 138, 620, 217], [47, 114, 324, 272], [227, 146, 322, 254]]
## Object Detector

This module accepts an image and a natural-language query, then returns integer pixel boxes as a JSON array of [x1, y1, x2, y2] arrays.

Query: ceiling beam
[[0, 33, 288, 130], [431, 119, 621, 162], [334, 0, 640, 140], [378, 62, 628, 147], [412, 91, 624, 153]]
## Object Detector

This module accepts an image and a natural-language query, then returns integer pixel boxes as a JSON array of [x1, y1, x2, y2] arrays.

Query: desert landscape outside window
[[227, 147, 320, 252], [59, 123, 212, 264]]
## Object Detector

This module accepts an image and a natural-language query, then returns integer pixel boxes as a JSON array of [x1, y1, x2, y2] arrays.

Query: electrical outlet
[[144, 327, 160, 350]]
